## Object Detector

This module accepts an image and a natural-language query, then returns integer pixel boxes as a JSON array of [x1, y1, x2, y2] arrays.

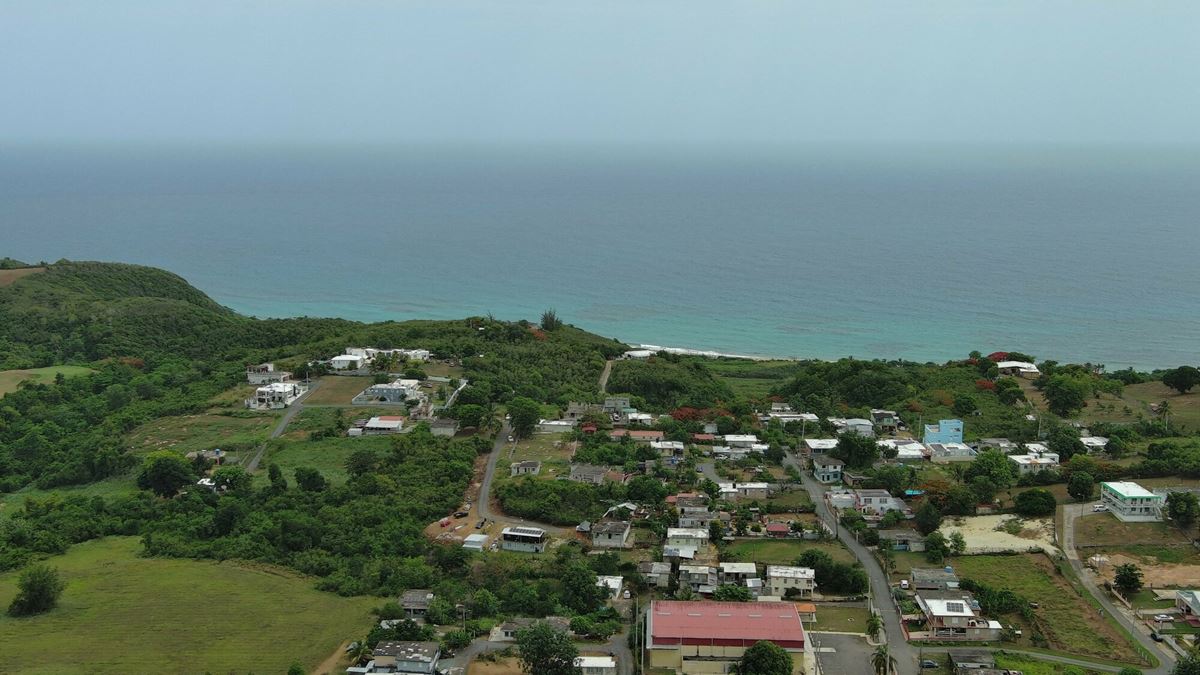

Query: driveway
[[246, 379, 320, 471], [475, 422, 573, 536], [1062, 502, 1175, 673], [811, 632, 877, 675]]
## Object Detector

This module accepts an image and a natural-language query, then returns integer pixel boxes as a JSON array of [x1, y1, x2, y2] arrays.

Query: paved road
[[811, 632, 877, 675], [1062, 502, 1174, 674], [785, 452, 919, 675], [246, 379, 320, 471], [598, 359, 614, 393]]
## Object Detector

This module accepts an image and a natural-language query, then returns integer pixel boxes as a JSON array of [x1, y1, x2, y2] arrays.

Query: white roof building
[[803, 438, 839, 453]]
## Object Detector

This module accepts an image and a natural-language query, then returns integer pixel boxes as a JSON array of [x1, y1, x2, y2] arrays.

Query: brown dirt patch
[[468, 657, 524, 675], [1100, 553, 1200, 588], [0, 267, 45, 287], [313, 640, 351, 675]]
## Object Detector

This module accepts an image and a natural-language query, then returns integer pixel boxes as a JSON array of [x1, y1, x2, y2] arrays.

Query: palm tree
[[866, 612, 883, 642], [346, 636, 373, 666], [1158, 400, 1172, 431], [871, 645, 890, 675]]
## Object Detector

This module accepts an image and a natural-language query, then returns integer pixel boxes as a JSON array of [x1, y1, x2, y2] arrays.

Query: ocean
[[1, 143, 1197, 371]]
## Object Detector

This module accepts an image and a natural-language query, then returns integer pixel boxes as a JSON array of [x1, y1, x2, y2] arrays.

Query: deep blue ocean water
[[1, 144, 1197, 370]]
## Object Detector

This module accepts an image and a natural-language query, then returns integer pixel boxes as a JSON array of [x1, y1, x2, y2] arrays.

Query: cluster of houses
[[328, 347, 431, 371], [244, 363, 308, 410]]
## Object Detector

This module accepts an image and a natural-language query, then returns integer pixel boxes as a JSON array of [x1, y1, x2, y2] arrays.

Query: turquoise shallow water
[[1, 144, 1198, 370]]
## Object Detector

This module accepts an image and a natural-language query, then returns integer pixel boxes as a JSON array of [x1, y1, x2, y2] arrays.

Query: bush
[[7, 564, 66, 616], [1013, 489, 1056, 517]]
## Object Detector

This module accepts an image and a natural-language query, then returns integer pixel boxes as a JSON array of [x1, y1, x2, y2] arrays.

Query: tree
[[1067, 471, 1094, 502], [871, 645, 893, 675], [1163, 366, 1200, 395], [738, 640, 793, 675], [346, 449, 379, 477], [7, 564, 65, 616], [212, 466, 252, 494], [953, 394, 978, 417], [713, 584, 752, 602], [832, 431, 879, 469], [1117, 669, 1143, 675], [1043, 375, 1091, 417], [471, 588, 499, 617], [1013, 488, 1057, 517], [346, 637, 373, 666], [287, 665, 305, 675], [880, 510, 904, 528], [540, 309, 563, 331], [1048, 427, 1087, 463], [516, 621, 579, 675], [507, 397, 541, 439], [1167, 491, 1200, 531], [924, 532, 949, 564], [1114, 563, 1143, 597], [964, 450, 1016, 490], [267, 462, 288, 491], [865, 612, 883, 641], [914, 501, 943, 536], [1171, 656, 1200, 675], [560, 562, 605, 614], [294, 466, 328, 492], [136, 451, 195, 498], [948, 531, 967, 557]]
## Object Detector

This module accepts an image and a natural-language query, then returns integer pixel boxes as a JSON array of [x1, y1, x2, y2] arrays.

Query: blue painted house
[[923, 419, 964, 444]]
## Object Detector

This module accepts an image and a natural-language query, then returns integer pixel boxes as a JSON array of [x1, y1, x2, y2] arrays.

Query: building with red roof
[[765, 522, 790, 538], [646, 600, 807, 673]]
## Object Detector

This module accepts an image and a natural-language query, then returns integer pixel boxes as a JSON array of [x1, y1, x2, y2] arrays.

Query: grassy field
[[1074, 512, 1195, 548], [0, 474, 138, 521], [810, 604, 870, 632], [0, 365, 95, 397], [124, 413, 278, 459], [422, 361, 465, 380], [259, 436, 394, 487], [724, 539, 856, 565], [994, 653, 1104, 675], [499, 433, 574, 480], [0, 537, 376, 674], [699, 358, 801, 400], [765, 489, 815, 511], [1126, 382, 1200, 431], [950, 553, 1141, 662], [0, 267, 45, 288], [304, 376, 376, 405]]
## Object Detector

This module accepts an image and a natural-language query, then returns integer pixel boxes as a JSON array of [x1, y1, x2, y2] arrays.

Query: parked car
[[454, 511, 469, 518], [475, 519, 486, 529], [921, 660, 939, 668], [1151, 632, 1164, 642], [1093, 504, 1108, 512], [900, 580, 910, 590], [507, 435, 515, 442], [1154, 614, 1174, 622], [623, 590, 631, 599]]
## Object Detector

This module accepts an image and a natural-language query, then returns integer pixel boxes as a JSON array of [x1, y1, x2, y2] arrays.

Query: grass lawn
[[0, 537, 376, 674], [1128, 589, 1176, 610], [886, 551, 928, 579], [305, 376, 376, 405], [422, 362, 465, 380], [1074, 512, 1195, 548], [994, 653, 1104, 675], [0, 474, 138, 521], [499, 433, 574, 481], [810, 604, 870, 632], [259, 436, 394, 486], [1124, 382, 1200, 431], [0, 365, 95, 397], [701, 358, 801, 400], [124, 413, 278, 460], [724, 539, 856, 565], [950, 553, 1141, 663], [765, 489, 814, 511]]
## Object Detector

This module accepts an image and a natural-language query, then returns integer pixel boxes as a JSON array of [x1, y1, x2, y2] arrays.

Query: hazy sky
[[2, 1, 1198, 144]]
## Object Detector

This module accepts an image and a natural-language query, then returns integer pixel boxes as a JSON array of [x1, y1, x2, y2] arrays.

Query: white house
[[246, 381, 305, 410], [764, 565, 816, 598], [812, 456, 845, 484], [802, 438, 839, 455], [666, 527, 709, 551], [347, 641, 440, 675], [331, 354, 366, 370], [723, 434, 760, 448], [996, 361, 1040, 378], [854, 489, 908, 516], [362, 416, 404, 435], [719, 562, 759, 584], [575, 655, 618, 675], [1008, 450, 1059, 476], [596, 575, 624, 598], [1081, 436, 1110, 454], [1101, 481, 1165, 522], [246, 363, 290, 384], [500, 526, 547, 553], [354, 379, 425, 404], [928, 442, 977, 464], [843, 419, 875, 437], [737, 482, 770, 500], [591, 521, 633, 549]]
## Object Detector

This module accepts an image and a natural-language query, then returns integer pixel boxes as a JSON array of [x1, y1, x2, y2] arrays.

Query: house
[[596, 575, 624, 598], [996, 361, 1040, 378], [1009, 450, 1060, 476], [692, 433, 716, 444], [871, 409, 899, 433], [677, 496, 714, 529], [1176, 590, 1200, 618], [767, 411, 819, 426], [510, 460, 541, 477], [724, 434, 761, 448], [1023, 442, 1049, 454], [346, 641, 440, 674], [603, 396, 632, 413], [246, 362, 290, 384], [565, 401, 602, 421], [914, 590, 1002, 641], [462, 533, 488, 551], [627, 412, 655, 425], [924, 419, 964, 444], [491, 617, 572, 642], [666, 527, 709, 551], [948, 648, 996, 671], [537, 419, 576, 433], [879, 439, 928, 462], [766, 523, 790, 538], [812, 456, 845, 484], [911, 567, 960, 591], [801, 439, 839, 456], [500, 526, 547, 553], [928, 442, 977, 464], [719, 562, 759, 584], [1101, 481, 1165, 522], [1081, 436, 1110, 454], [765, 566, 816, 598], [400, 589, 435, 618], [651, 441, 687, 458], [623, 349, 654, 359], [646, 600, 806, 675], [842, 419, 875, 437], [591, 521, 633, 549], [737, 483, 770, 500], [878, 529, 925, 552], [330, 354, 366, 370], [679, 565, 719, 594], [794, 602, 817, 623], [713, 446, 750, 461], [362, 416, 404, 435], [246, 381, 305, 409], [854, 489, 908, 517], [609, 429, 664, 442], [354, 378, 424, 404], [575, 655, 618, 675], [976, 438, 1019, 454], [639, 561, 673, 588], [570, 464, 611, 485]]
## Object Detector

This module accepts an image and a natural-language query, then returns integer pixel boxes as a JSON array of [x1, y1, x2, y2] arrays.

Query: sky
[[1, 1, 1198, 145]]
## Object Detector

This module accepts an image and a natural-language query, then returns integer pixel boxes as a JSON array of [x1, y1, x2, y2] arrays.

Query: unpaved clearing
[[1099, 552, 1200, 588], [939, 514, 1057, 554]]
